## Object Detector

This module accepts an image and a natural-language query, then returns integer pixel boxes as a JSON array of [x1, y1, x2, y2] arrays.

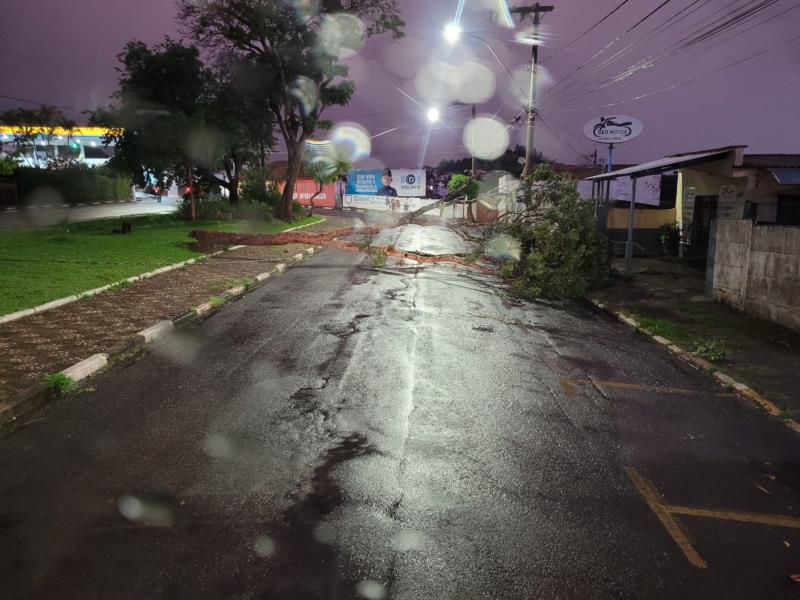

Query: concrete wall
[[714, 219, 800, 331]]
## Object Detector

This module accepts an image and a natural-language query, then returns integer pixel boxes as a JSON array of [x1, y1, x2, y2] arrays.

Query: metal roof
[[585, 148, 735, 181], [742, 154, 800, 168], [769, 168, 800, 185]]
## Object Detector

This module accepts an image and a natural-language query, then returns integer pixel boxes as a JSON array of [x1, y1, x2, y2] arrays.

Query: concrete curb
[[588, 298, 799, 432], [0, 246, 317, 431], [0, 245, 247, 326], [62, 354, 109, 382]]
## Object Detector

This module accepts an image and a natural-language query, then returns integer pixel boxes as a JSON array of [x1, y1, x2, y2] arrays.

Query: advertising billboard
[[346, 168, 426, 197]]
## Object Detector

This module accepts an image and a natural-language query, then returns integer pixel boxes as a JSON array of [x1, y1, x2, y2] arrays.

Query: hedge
[[15, 168, 131, 205]]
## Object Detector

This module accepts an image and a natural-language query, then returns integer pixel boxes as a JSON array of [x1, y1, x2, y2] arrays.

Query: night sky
[[3, 0, 798, 168]]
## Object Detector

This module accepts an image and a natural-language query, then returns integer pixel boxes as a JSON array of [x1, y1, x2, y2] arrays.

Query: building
[[0, 126, 116, 168], [586, 146, 800, 331]]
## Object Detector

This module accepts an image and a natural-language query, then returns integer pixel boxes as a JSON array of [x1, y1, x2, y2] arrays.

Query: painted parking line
[[561, 378, 697, 397], [624, 467, 708, 569], [625, 467, 800, 569]]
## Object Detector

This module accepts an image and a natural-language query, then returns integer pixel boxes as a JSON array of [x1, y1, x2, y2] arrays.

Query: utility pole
[[471, 103, 477, 176], [512, 2, 554, 178]]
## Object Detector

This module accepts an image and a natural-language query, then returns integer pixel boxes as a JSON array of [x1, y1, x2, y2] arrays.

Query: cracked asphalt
[[2, 224, 800, 599]]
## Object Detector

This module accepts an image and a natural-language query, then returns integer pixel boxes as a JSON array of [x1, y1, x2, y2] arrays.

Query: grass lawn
[[0, 213, 323, 315]]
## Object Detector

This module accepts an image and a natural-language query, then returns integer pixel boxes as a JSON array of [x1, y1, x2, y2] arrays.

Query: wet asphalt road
[[2, 225, 800, 599]]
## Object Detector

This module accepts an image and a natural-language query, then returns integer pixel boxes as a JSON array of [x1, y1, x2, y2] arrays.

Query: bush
[[180, 193, 231, 221], [241, 168, 270, 205], [505, 177, 611, 300], [292, 200, 303, 216], [231, 201, 274, 222], [16, 167, 131, 205]]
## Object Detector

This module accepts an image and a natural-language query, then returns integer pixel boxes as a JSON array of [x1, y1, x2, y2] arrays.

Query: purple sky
[[2, 0, 798, 168]]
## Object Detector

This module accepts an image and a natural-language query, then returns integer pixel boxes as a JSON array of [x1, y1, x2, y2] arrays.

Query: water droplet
[[356, 579, 386, 599], [203, 433, 234, 459], [290, 76, 319, 116], [319, 13, 366, 59], [463, 116, 509, 160], [254, 535, 275, 557]]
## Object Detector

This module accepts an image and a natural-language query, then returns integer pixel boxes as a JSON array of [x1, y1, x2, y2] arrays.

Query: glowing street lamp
[[426, 107, 441, 123], [443, 23, 462, 44]]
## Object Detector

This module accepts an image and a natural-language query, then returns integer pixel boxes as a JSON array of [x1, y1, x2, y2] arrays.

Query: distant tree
[[532, 162, 556, 182], [447, 173, 480, 222], [0, 105, 76, 168], [178, 0, 404, 221], [437, 145, 547, 179], [92, 38, 209, 219]]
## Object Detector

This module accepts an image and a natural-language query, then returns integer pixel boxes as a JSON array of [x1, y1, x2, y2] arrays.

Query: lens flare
[[463, 116, 509, 160], [330, 122, 371, 161]]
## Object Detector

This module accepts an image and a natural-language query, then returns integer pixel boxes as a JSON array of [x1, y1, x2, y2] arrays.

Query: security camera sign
[[583, 115, 644, 144]]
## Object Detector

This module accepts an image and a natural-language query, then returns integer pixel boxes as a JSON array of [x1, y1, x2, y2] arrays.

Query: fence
[[342, 194, 467, 218]]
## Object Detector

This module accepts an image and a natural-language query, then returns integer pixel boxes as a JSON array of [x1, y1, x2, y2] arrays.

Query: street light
[[443, 23, 462, 44], [426, 107, 441, 123]]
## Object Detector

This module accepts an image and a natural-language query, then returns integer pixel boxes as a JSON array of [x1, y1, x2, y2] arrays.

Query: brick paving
[[0, 215, 355, 404]]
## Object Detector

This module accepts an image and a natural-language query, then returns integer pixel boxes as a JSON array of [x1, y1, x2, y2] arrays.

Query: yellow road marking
[[559, 378, 577, 398], [624, 467, 708, 569], [665, 505, 800, 529], [563, 378, 697, 396], [561, 378, 738, 399]]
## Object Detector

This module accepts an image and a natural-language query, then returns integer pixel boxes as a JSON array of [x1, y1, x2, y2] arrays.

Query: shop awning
[[585, 148, 735, 181], [768, 168, 800, 185]]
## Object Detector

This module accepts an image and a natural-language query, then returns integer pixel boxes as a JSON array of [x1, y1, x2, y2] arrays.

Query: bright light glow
[[443, 23, 462, 44], [426, 107, 441, 123]]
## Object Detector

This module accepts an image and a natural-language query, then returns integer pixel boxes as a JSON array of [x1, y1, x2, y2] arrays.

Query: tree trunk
[[280, 142, 305, 221], [308, 181, 322, 217], [186, 161, 196, 221], [229, 173, 240, 206]]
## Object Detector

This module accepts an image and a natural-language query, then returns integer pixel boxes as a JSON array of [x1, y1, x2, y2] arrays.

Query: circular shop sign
[[583, 115, 644, 144]]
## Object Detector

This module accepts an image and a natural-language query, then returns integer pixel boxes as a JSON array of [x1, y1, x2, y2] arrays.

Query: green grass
[[0, 214, 323, 315], [630, 314, 694, 347], [41, 372, 77, 395]]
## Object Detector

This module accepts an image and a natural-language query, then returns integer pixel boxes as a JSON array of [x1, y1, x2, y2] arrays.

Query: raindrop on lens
[[319, 13, 366, 59], [290, 76, 319, 116], [254, 535, 275, 557], [463, 117, 509, 160], [356, 579, 386, 600], [203, 432, 234, 459]]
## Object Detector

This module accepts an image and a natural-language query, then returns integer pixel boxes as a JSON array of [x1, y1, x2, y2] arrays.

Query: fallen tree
[[189, 226, 493, 273]]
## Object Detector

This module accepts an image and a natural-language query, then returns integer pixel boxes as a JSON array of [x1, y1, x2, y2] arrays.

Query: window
[[777, 195, 800, 225]]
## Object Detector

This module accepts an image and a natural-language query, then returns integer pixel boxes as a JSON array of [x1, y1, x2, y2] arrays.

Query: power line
[[541, 0, 719, 107], [0, 92, 83, 114], [552, 0, 795, 108], [555, 31, 800, 111], [536, 113, 589, 160], [544, 0, 636, 62], [545, 0, 677, 98]]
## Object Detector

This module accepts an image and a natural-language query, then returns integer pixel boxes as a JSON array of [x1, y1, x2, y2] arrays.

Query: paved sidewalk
[[594, 257, 800, 416], [0, 216, 356, 404]]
